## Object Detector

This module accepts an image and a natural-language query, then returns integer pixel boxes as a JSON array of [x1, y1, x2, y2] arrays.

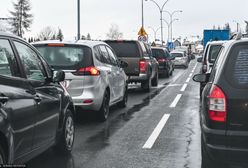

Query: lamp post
[[233, 20, 240, 32], [163, 10, 182, 42], [77, 0, 80, 40], [163, 18, 179, 42], [147, 0, 169, 45], [148, 26, 161, 41]]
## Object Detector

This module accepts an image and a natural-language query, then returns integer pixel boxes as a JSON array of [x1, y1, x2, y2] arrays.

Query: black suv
[[0, 32, 75, 164], [105, 40, 159, 92], [194, 37, 248, 167]]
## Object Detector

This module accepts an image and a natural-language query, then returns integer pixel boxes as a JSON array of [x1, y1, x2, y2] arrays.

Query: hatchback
[[0, 32, 75, 164], [170, 50, 188, 68], [33, 40, 128, 121], [194, 36, 248, 168]]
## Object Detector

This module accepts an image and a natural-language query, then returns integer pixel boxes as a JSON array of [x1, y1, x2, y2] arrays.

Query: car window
[[106, 41, 140, 58], [35, 45, 93, 70], [99, 45, 110, 64], [93, 46, 102, 62], [0, 39, 19, 77], [152, 49, 165, 59], [225, 44, 248, 88], [106, 46, 118, 66], [171, 53, 183, 57], [208, 45, 222, 63], [140, 42, 149, 57], [14, 41, 46, 82]]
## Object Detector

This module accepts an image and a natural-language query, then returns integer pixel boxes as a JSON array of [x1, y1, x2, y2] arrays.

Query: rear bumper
[[128, 73, 149, 83], [202, 124, 248, 166]]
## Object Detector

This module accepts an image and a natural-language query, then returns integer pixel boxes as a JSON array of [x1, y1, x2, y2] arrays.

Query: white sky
[[0, 0, 247, 41]]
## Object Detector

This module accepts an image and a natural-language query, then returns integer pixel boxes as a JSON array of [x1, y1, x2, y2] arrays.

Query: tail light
[[139, 60, 147, 73], [73, 66, 100, 76], [208, 85, 226, 122]]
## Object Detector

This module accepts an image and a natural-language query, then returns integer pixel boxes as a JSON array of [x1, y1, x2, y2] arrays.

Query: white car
[[33, 40, 128, 121], [170, 50, 188, 68]]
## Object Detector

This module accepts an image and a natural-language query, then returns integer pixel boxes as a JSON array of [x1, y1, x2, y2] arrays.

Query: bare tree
[[8, 0, 33, 37], [106, 24, 123, 40], [37, 26, 56, 41]]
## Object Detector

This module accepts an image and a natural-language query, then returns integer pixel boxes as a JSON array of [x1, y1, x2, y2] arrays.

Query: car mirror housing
[[53, 70, 65, 83], [193, 74, 208, 83]]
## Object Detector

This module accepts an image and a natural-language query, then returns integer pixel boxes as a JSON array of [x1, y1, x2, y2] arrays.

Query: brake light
[[139, 60, 147, 73], [208, 85, 226, 122], [47, 43, 65, 47], [73, 66, 100, 76]]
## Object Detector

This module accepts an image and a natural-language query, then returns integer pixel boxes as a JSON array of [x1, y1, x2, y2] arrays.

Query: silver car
[[170, 50, 188, 68], [33, 40, 128, 121]]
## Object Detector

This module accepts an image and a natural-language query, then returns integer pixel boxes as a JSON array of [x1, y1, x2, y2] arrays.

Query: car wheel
[[118, 86, 128, 108], [55, 109, 74, 154], [98, 91, 110, 121], [141, 78, 151, 92], [151, 72, 158, 86]]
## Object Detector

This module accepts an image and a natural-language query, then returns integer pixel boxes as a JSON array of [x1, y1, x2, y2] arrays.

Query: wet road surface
[[27, 60, 201, 168]]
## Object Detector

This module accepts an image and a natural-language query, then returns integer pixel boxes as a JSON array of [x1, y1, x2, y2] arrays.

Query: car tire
[[151, 72, 158, 86], [118, 86, 128, 108], [98, 90, 110, 122], [55, 109, 74, 154], [141, 78, 151, 92]]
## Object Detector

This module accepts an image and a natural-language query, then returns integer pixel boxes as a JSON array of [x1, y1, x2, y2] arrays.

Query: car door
[[0, 38, 36, 159], [99, 45, 116, 102], [13, 40, 61, 149], [106, 46, 124, 100]]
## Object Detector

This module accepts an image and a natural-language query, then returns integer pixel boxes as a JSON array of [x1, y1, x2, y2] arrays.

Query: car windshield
[[208, 45, 222, 63], [35, 45, 93, 70], [171, 53, 183, 57], [106, 42, 139, 57]]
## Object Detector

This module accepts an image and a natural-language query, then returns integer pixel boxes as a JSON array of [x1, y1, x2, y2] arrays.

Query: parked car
[[33, 40, 128, 121], [170, 50, 188, 68], [0, 32, 75, 164], [151, 47, 174, 77], [193, 37, 248, 168], [197, 41, 225, 98], [105, 40, 159, 92]]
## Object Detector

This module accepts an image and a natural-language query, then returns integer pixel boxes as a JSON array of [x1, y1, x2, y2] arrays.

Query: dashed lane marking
[[189, 73, 193, 77], [142, 114, 170, 149], [169, 94, 182, 108], [186, 78, 190, 83], [180, 84, 188, 92]]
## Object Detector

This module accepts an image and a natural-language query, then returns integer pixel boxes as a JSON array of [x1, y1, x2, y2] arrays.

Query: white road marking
[[168, 84, 183, 87], [170, 94, 182, 108], [186, 78, 190, 83], [180, 84, 188, 92], [143, 114, 170, 149], [189, 73, 193, 77]]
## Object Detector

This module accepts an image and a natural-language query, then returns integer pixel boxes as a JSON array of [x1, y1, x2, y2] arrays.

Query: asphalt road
[[27, 59, 201, 168]]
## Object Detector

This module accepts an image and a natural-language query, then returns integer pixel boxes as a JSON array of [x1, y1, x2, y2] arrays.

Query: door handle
[[0, 96, 9, 104], [34, 95, 42, 103]]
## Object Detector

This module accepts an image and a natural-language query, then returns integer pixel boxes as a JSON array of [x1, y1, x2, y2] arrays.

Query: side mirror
[[53, 70, 65, 83], [193, 74, 208, 83], [119, 60, 128, 68], [197, 57, 203, 63]]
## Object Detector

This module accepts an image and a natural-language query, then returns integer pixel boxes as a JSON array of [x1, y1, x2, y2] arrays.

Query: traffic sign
[[138, 35, 147, 42], [138, 27, 147, 36]]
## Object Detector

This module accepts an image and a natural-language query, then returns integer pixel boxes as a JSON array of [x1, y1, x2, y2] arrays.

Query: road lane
[[27, 60, 201, 168]]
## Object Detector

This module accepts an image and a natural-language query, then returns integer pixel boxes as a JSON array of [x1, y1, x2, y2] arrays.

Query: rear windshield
[[34, 45, 93, 70], [106, 42, 139, 57], [225, 44, 248, 88], [208, 45, 222, 63], [171, 53, 183, 57], [152, 49, 167, 58]]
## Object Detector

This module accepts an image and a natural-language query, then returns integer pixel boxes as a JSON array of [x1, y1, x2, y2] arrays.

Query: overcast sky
[[0, 0, 247, 41]]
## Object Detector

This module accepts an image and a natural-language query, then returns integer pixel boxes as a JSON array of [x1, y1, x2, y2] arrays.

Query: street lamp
[[163, 10, 182, 42], [163, 18, 179, 42], [233, 20, 240, 32], [77, 0, 80, 40], [146, 0, 169, 45], [148, 26, 161, 41]]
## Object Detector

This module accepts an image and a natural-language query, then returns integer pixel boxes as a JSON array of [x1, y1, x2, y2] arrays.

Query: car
[[197, 41, 225, 98], [33, 40, 128, 121], [170, 50, 188, 68], [0, 32, 75, 164], [193, 36, 248, 168], [105, 40, 159, 92], [151, 47, 174, 77]]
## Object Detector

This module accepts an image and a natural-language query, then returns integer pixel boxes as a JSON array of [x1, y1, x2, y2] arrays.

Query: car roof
[[151, 46, 167, 50], [207, 40, 226, 46], [0, 31, 25, 41], [170, 50, 184, 54], [32, 40, 108, 48]]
